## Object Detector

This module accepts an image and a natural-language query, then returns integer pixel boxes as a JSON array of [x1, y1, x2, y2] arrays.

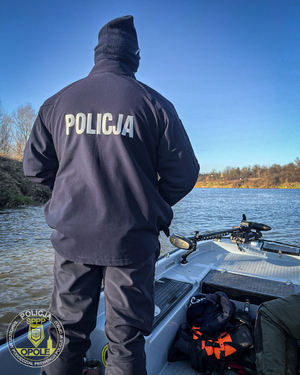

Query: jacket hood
[[94, 15, 140, 73]]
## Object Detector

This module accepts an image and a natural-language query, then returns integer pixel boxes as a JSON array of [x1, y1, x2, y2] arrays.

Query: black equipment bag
[[168, 292, 256, 375]]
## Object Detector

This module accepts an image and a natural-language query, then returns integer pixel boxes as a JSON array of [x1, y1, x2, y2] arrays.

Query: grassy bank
[[195, 179, 300, 189], [0, 156, 51, 208], [1, 155, 299, 208]]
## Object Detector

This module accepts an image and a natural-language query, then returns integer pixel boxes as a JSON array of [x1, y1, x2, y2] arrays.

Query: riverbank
[[1, 155, 299, 208], [195, 179, 300, 189], [0, 156, 51, 208]]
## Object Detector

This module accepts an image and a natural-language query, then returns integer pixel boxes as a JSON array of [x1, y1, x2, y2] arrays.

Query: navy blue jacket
[[23, 59, 199, 266]]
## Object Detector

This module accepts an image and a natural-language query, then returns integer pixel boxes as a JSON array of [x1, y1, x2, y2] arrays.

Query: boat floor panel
[[161, 359, 236, 375], [153, 277, 192, 327], [216, 252, 300, 283], [162, 360, 198, 374]]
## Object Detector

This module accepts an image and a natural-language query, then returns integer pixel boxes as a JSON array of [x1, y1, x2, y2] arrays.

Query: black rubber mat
[[153, 278, 192, 327], [201, 269, 299, 304]]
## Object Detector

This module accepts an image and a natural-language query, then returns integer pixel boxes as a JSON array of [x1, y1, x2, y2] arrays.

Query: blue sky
[[1, 0, 299, 173]]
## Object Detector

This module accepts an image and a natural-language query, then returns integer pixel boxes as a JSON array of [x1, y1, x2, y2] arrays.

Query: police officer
[[23, 15, 199, 375]]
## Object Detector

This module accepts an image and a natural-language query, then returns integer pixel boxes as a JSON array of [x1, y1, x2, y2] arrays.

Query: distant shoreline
[[195, 181, 300, 189], [0, 155, 299, 209], [196, 160, 300, 189]]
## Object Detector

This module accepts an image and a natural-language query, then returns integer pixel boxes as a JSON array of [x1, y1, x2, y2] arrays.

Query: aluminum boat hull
[[1, 238, 300, 374]]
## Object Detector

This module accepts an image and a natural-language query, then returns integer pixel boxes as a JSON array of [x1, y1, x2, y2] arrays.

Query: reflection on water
[[0, 207, 54, 338], [1, 189, 300, 338], [160, 188, 300, 251]]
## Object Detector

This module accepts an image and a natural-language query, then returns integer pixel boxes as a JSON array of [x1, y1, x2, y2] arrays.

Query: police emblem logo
[[28, 324, 45, 347], [6, 309, 65, 368]]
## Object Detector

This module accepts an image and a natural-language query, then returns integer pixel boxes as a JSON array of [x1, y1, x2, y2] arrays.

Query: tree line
[[1, 100, 299, 188], [198, 159, 300, 188], [0, 101, 36, 160]]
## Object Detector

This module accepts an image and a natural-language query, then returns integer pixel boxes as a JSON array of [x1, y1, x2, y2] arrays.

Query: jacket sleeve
[[157, 110, 200, 207], [23, 108, 59, 190]]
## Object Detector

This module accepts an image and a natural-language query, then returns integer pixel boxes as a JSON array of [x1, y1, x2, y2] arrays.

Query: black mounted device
[[170, 215, 272, 264]]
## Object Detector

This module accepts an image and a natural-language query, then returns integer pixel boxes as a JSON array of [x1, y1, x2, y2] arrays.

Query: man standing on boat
[[23, 15, 199, 375]]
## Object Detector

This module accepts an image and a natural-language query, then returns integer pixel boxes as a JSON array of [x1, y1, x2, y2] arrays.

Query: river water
[[0, 188, 299, 338]]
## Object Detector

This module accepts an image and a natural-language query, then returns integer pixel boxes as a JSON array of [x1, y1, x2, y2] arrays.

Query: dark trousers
[[41, 250, 158, 375]]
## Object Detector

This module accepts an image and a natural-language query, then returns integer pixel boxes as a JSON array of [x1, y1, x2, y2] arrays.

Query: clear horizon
[[1, 0, 299, 174]]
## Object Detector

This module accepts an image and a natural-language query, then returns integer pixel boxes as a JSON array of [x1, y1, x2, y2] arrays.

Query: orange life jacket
[[192, 327, 237, 360]]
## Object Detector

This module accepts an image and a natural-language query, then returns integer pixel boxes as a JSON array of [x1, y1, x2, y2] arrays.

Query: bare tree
[[0, 101, 12, 156], [11, 104, 36, 160]]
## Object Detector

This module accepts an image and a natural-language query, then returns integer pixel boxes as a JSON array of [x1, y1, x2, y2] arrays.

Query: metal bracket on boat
[[230, 214, 271, 245], [181, 232, 198, 265], [170, 215, 272, 264], [169, 232, 198, 264]]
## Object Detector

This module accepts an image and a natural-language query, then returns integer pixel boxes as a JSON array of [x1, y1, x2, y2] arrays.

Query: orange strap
[[192, 327, 237, 359]]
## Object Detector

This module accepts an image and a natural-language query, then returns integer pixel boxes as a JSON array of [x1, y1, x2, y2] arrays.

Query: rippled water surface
[[1, 188, 299, 338]]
